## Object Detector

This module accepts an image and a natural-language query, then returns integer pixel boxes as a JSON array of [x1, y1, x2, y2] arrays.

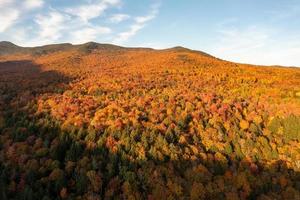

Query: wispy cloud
[[26, 0, 120, 46], [69, 26, 112, 44], [215, 26, 270, 53], [109, 14, 130, 23], [23, 0, 44, 10], [210, 23, 300, 66], [33, 9, 113, 45], [113, 2, 160, 44], [0, 0, 44, 33], [0, 8, 19, 33], [35, 11, 69, 42], [113, 24, 144, 44], [65, 0, 121, 22], [0, 0, 161, 47]]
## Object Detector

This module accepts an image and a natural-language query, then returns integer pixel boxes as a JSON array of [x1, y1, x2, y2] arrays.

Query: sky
[[0, 0, 300, 66]]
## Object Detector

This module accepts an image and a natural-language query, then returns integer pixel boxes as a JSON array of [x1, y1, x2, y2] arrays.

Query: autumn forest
[[0, 41, 300, 200]]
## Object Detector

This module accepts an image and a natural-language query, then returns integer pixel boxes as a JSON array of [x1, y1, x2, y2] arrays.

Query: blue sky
[[0, 0, 300, 66]]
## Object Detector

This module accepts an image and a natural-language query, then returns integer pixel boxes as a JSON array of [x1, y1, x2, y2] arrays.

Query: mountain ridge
[[1, 41, 299, 68], [0, 41, 215, 58]]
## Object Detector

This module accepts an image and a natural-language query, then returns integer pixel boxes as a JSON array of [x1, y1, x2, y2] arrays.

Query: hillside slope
[[0, 42, 300, 199]]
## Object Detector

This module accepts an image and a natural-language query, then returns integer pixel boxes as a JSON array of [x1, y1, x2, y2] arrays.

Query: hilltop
[[0, 41, 217, 58], [0, 41, 124, 56], [0, 41, 300, 199]]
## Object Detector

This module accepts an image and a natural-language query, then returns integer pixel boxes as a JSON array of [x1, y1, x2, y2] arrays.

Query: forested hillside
[[0, 42, 300, 200]]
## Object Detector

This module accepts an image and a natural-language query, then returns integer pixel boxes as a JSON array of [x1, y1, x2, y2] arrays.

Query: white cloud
[[113, 3, 160, 44], [35, 11, 69, 42], [114, 24, 144, 44], [109, 14, 130, 23], [22, 0, 120, 46], [0, 0, 162, 49], [32, 8, 113, 46], [65, 0, 121, 22], [135, 2, 159, 24], [135, 11, 157, 24], [0, 8, 19, 32], [0, 0, 44, 33], [210, 25, 300, 66], [215, 26, 269, 53], [0, 0, 18, 33], [134, 42, 171, 49], [0, 0, 13, 7], [70, 26, 112, 44], [23, 0, 44, 10]]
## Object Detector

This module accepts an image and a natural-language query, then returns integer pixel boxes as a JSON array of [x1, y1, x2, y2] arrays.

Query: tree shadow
[[0, 59, 72, 118], [0, 60, 71, 99], [0, 60, 300, 200], [0, 59, 75, 199]]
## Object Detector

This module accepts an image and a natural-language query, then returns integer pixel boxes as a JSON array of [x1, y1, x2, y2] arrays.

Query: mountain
[[0, 41, 22, 55], [0, 41, 300, 199], [0, 41, 215, 58], [0, 41, 119, 55], [0, 41, 74, 56]]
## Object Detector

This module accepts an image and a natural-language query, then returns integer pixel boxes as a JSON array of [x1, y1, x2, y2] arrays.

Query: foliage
[[0, 47, 300, 199]]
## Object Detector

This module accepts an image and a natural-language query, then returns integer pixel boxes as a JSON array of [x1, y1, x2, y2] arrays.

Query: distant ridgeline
[[0, 41, 216, 57], [0, 41, 128, 56]]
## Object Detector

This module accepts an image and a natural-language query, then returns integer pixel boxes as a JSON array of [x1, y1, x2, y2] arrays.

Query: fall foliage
[[0, 43, 300, 199]]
